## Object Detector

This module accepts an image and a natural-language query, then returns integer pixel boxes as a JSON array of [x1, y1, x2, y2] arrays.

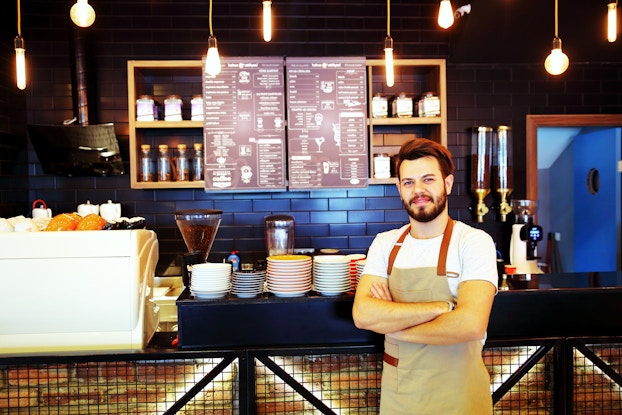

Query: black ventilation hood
[[28, 26, 124, 176]]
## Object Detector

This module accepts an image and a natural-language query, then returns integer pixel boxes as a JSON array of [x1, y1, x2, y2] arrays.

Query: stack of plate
[[313, 255, 351, 296], [345, 254, 366, 291], [355, 259, 366, 289], [190, 262, 231, 299], [266, 255, 312, 297], [231, 270, 266, 298]]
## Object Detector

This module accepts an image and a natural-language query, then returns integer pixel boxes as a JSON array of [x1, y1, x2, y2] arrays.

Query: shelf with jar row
[[127, 59, 446, 189], [366, 58, 447, 185]]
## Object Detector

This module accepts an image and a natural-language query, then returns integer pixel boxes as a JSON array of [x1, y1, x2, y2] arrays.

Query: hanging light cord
[[387, 0, 391, 37], [554, 0, 559, 37], [209, 0, 214, 36], [17, 0, 22, 36]]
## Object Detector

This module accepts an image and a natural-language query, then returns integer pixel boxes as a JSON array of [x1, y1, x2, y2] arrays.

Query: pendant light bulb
[[544, 37, 569, 76], [384, 36, 395, 88], [70, 0, 96, 28], [205, 36, 221, 76], [14, 36, 26, 90], [607, 1, 617, 42], [438, 0, 455, 29], [263, 1, 272, 42]]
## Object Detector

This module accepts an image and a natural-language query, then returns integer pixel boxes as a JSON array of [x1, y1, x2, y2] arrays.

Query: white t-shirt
[[363, 221, 499, 298]]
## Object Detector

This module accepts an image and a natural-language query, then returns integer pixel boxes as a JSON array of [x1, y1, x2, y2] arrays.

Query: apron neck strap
[[386, 218, 454, 276]]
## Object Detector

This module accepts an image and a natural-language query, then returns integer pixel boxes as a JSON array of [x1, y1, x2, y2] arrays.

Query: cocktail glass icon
[[315, 136, 325, 151]]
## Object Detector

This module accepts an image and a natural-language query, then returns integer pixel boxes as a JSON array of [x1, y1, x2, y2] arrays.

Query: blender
[[509, 200, 543, 274], [175, 209, 223, 286]]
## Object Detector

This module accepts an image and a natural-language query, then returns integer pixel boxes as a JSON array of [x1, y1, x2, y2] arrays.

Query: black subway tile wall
[[0, 0, 620, 268]]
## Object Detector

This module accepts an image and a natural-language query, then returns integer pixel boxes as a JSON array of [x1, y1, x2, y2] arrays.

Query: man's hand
[[370, 280, 393, 301]]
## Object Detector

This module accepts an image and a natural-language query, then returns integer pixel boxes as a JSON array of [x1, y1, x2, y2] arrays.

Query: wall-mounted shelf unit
[[127, 59, 446, 189], [366, 59, 447, 185]]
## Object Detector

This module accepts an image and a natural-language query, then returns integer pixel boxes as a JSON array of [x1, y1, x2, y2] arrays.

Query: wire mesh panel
[[485, 346, 554, 414], [0, 357, 237, 415], [573, 342, 622, 414], [254, 353, 382, 415]]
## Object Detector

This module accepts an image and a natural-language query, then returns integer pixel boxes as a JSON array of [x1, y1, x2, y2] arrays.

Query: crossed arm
[[352, 274, 496, 345]]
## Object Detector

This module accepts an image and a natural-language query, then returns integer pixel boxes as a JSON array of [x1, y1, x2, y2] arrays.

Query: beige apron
[[379, 219, 492, 415]]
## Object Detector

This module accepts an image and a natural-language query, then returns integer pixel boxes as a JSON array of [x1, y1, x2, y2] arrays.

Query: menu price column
[[286, 57, 368, 189], [203, 57, 286, 191]]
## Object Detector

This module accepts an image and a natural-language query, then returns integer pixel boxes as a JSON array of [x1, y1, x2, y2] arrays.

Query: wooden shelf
[[127, 58, 446, 189], [366, 58, 447, 182]]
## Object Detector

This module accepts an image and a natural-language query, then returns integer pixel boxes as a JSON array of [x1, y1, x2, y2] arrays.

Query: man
[[352, 138, 498, 414]]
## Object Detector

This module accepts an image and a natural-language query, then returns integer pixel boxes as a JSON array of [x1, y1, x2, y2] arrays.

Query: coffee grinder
[[175, 209, 223, 286], [471, 126, 492, 223], [494, 126, 513, 222], [509, 200, 543, 274]]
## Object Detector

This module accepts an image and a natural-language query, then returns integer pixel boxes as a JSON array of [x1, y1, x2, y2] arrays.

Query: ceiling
[[447, 0, 621, 64]]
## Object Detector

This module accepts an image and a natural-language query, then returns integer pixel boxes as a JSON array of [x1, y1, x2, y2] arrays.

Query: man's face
[[397, 157, 454, 223]]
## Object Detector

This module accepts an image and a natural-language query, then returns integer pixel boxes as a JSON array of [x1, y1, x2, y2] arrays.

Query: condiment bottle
[[193, 143, 204, 181], [140, 144, 154, 182], [176, 144, 189, 181], [157, 144, 172, 182]]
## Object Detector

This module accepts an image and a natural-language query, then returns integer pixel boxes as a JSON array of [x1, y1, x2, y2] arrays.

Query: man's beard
[[402, 190, 447, 223]]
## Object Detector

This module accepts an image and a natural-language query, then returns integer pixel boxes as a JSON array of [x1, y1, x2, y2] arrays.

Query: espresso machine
[[175, 209, 223, 286], [510, 200, 543, 274]]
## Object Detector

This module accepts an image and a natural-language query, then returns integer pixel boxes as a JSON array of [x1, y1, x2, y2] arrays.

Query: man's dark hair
[[396, 138, 455, 179]]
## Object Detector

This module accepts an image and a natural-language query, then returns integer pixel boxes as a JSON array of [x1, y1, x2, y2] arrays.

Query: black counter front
[[176, 271, 622, 349]]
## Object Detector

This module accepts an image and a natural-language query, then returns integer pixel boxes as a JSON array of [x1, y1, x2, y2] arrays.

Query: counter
[[1, 272, 621, 415], [174, 271, 622, 349]]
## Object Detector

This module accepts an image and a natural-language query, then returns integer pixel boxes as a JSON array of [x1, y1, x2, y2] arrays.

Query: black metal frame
[[2, 338, 622, 414]]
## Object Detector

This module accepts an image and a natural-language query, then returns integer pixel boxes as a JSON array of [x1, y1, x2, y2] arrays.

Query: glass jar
[[139, 144, 153, 182], [374, 153, 391, 179], [176, 144, 189, 181], [164, 95, 183, 121], [136, 95, 155, 122], [158, 144, 173, 182], [191, 95, 204, 122], [193, 143, 204, 181]]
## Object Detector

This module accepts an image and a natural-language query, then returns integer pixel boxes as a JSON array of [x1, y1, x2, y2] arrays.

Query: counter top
[[501, 271, 622, 290]]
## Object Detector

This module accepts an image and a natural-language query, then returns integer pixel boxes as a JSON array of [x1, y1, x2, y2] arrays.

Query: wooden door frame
[[526, 114, 622, 200]]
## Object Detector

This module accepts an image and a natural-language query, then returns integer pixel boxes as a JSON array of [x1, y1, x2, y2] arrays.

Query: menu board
[[286, 57, 368, 189], [203, 57, 286, 190]]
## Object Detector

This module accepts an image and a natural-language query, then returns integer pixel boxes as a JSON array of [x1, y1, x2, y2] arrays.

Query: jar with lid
[[139, 144, 154, 182], [136, 95, 156, 122], [374, 153, 391, 179], [176, 144, 190, 181], [417, 92, 440, 117], [191, 95, 204, 122], [392, 93, 413, 118], [157, 144, 173, 182], [164, 95, 183, 121], [372, 94, 388, 118], [193, 143, 204, 181]]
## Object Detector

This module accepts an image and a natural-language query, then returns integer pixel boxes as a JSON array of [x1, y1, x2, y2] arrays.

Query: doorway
[[526, 115, 622, 273]]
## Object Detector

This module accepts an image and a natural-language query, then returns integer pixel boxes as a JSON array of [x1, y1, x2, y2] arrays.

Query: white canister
[[99, 200, 121, 222], [164, 95, 183, 121], [136, 95, 156, 122], [191, 95, 204, 122], [373, 154, 391, 179], [77, 200, 99, 217]]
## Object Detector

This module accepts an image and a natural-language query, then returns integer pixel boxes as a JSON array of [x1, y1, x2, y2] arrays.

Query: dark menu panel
[[286, 57, 368, 189], [203, 57, 286, 190]]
